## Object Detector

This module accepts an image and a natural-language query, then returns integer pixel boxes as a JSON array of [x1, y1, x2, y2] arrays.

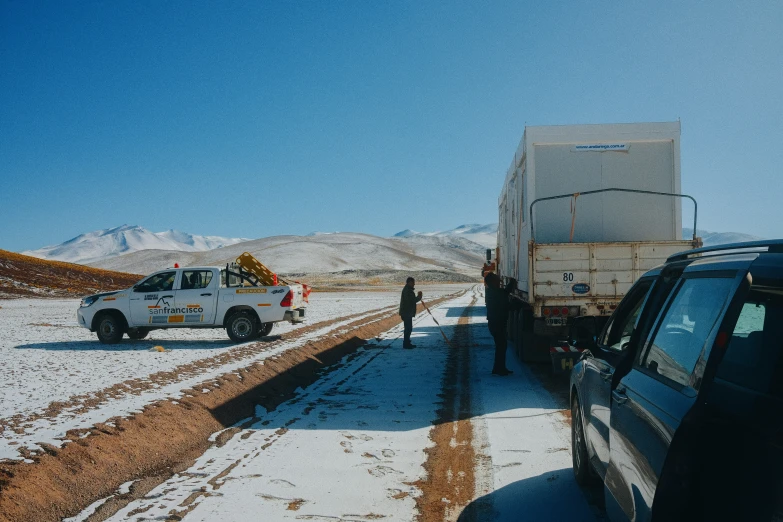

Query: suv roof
[[666, 239, 783, 264]]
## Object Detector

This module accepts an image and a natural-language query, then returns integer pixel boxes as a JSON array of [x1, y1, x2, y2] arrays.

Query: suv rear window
[[642, 277, 735, 387], [716, 287, 783, 397]]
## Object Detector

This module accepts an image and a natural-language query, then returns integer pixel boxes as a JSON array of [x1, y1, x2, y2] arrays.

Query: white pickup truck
[[77, 258, 308, 344]]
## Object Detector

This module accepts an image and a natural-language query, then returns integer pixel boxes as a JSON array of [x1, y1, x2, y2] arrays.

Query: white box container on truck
[[495, 122, 701, 366]]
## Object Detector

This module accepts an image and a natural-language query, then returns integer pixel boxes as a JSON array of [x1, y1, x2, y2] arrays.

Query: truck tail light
[[280, 290, 293, 307], [543, 307, 551, 316], [552, 307, 561, 316], [561, 307, 569, 316]]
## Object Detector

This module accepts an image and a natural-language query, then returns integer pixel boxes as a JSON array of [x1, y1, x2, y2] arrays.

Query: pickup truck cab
[[569, 240, 783, 521], [78, 264, 307, 344]]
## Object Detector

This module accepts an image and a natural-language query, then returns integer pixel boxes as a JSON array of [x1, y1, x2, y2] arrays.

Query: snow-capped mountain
[[683, 228, 764, 247], [23, 225, 251, 264], [393, 224, 498, 248], [392, 229, 419, 238]]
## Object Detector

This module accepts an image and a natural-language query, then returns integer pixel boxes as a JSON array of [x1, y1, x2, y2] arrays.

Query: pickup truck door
[[174, 269, 219, 325], [128, 270, 178, 326], [605, 272, 741, 522], [582, 278, 655, 478]]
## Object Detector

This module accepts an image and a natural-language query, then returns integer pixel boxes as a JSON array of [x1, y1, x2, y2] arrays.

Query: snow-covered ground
[[0, 285, 466, 462], [94, 287, 598, 521]]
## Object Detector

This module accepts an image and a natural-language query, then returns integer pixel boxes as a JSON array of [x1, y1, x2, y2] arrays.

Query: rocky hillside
[[0, 250, 142, 298]]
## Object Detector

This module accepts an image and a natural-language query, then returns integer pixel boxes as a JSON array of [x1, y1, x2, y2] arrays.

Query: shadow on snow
[[14, 335, 282, 351]]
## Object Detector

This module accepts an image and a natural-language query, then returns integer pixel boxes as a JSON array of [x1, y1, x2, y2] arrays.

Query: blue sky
[[2, 1, 781, 251]]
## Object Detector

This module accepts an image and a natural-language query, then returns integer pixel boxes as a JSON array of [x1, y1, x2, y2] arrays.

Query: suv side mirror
[[486, 249, 492, 262], [569, 316, 598, 350]]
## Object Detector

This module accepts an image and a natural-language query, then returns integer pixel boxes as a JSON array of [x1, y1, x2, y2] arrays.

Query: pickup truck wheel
[[571, 395, 594, 486], [226, 312, 258, 343], [96, 313, 124, 344], [127, 328, 149, 340], [259, 322, 274, 337]]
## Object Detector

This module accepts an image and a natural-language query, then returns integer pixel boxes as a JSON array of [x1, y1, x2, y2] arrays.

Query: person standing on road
[[399, 277, 423, 349], [484, 272, 517, 376]]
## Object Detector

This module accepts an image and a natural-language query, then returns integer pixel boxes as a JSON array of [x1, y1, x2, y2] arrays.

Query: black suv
[[569, 240, 783, 521]]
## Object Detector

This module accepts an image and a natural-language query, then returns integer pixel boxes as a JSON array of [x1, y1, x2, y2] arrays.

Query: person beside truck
[[484, 273, 518, 376]]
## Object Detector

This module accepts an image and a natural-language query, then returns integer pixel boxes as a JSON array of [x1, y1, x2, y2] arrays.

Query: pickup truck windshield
[[135, 271, 176, 293]]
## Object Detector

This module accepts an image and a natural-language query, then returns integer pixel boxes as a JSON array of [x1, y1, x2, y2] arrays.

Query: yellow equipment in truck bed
[[236, 252, 290, 286]]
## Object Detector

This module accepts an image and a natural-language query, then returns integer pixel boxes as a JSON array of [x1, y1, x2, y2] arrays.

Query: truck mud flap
[[550, 345, 584, 374]]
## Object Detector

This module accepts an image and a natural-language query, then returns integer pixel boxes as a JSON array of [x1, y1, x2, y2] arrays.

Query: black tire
[[258, 322, 274, 337], [96, 313, 124, 344], [127, 328, 150, 340], [226, 312, 258, 343], [572, 394, 594, 486]]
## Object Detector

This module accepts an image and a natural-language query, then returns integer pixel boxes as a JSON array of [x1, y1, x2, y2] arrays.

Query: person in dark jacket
[[399, 277, 423, 348], [484, 272, 517, 376]]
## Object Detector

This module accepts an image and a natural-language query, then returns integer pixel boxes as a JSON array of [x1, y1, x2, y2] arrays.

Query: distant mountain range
[[393, 224, 498, 249], [88, 233, 484, 278], [20, 223, 763, 275], [20, 225, 488, 278], [396, 224, 762, 249], [23, 225, 250, 264], [682, 228, 764, 246]]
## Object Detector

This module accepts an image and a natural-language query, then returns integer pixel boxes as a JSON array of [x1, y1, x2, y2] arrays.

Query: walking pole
[[420, 300, 454, 348]]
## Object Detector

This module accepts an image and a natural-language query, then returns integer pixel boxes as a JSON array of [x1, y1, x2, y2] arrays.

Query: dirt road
[[58, 286, 600, 521]]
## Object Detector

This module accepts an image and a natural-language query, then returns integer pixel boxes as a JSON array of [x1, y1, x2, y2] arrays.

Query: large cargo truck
[[495, 122, 701, 367]]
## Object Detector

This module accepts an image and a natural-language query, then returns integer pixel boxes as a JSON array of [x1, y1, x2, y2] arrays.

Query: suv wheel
[[96, 313, 124, 344], [572, 394, 594, 485], [226, 312, 258, 343]]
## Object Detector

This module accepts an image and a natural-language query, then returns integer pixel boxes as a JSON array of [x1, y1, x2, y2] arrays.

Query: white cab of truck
[[495, 121, 701, 363], [77, 265, 307, 344]]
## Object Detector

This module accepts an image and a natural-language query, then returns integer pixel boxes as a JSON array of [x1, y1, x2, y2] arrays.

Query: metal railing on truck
[[528, 188, 699, 243]]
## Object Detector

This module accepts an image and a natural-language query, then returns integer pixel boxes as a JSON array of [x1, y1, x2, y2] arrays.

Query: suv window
[[599, 279, 654, 352], [135, 271, 176, 293], [642, 277, 735, 387], [716, 287, 783, 397], [180, 270, 213, 290]]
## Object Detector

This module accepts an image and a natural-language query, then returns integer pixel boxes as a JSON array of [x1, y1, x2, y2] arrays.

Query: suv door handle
[[612, 388, 629, 405], [201, 293, 212, 296], [600, 369, 613, 382]]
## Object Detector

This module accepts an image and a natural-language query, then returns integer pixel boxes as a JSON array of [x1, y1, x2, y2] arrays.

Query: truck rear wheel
[[226, 312, 258, 343], [96, 313, 124, 344], [259, 322, 274, 337]]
